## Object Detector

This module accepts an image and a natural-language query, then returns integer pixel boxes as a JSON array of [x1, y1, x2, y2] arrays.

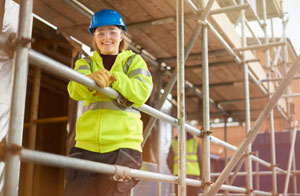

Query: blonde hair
[[92, 29, 128, 53]]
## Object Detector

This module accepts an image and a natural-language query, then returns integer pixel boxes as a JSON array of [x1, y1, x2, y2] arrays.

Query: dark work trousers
[[64, 147, 142, 196]]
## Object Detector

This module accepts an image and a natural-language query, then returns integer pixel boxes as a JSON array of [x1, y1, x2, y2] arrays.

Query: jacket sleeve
[[111, 54, 153, 107], [197, 141, 202, 178], [67, 58, 96, 101]]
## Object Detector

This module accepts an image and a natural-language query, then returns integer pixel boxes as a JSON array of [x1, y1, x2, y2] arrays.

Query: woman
[[65, 9, 153, 196]]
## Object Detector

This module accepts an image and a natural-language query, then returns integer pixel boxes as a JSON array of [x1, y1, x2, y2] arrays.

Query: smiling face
[[94, 25, 124, 55]]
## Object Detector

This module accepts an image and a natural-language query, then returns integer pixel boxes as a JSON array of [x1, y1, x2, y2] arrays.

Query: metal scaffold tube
[[201, 0, 211, 194], [283, 122, 298, 195], [3, 0, 33, 195], [176, 0, 186, 195], [262, 0, 277, 194], [0, 0, 5, 32], [235, 41, 286, 51], [27, 49, 203, 136], [19, 148, 275, 195], [224, 158, 245, 195], [207, 55, 300, 196], [211, 170, 299, 177], [241, 0, 253, 194], [142, 0, 215, 147], [281, 1, 292, 126]]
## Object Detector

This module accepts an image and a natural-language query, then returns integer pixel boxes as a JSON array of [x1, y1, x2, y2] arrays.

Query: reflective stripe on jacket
[[68, 50, 153, 153], [172, 138, 201, 176]]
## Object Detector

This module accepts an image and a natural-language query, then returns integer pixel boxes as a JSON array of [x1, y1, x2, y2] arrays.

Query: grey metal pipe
[[142, 0, 216, 147], [246, 0, 263, 28], [142, 71, 178, 147], [270, 20, 288, 68], [176, 0, 186, 195], [283, 122, 298, 196], [201, 0, 211, 194], [0, 0, 5, 32], [208, 22, 241, 64], [247, 70, 268, 95], [235, 41, 286, 51], [211, 3, 249, 14], [28, 49, 203, 137], [207, 55, 300, 196], [245, 18, 261, 45], [241, 0, 253, 193], [4, 0, 33, 195], [224, 158, 243, 196], [127, 4, 249, 30], [20, 148, 261, 193], [281, 2, 292, 127], [255, 151, 260, 190], [217, 96, 267, 105], [261, 76, 300, 82], [183, 0, 199, 14], [262, 0, 277, 193], [211, 170, 298, 177], [227, 158, 245, 194], [292, 151, 298, 194]]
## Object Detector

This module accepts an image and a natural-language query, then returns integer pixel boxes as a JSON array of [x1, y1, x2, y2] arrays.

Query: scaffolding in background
[[0, 0, 299, 195]]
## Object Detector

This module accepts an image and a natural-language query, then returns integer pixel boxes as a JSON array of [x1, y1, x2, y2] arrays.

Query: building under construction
[[0, 0, 299, 195]]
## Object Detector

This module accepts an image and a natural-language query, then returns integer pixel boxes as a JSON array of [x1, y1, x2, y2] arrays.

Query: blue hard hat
[[89, 9, 127, 35]]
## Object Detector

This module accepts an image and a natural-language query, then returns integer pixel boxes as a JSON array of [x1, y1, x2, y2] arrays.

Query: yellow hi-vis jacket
[[68, 50, 153, 153], [172, 138, 201, 176]]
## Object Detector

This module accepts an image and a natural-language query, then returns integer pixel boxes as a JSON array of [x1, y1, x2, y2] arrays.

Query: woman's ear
[[120, 31, 125, 41]]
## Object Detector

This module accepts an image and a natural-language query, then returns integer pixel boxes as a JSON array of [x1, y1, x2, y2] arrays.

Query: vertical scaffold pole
[[262, 0, 278, 194], [241, 0, 253, 194], [281, 0, 292, 126], [176, 0, 186, 195], [255, 151, 260, 190], [3, 0, 33, 195], [201, 0, 211, 194], [0, 0, 5, 32], [281, 1, 298, 192], [283, 121, 298, 196]]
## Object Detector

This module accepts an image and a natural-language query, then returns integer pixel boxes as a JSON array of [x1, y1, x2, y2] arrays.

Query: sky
[[284, 0, 300, 54], [245, 0, 300, 55]]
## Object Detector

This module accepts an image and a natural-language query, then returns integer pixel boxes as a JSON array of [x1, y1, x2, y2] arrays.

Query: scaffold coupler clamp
[[112, 165, 132, 182], [197, 19, 208, 27], [269, 163, 279, 170], [199, 129, 212, 138], [8, 32, 32, 49], [114, 94, 134, 109], [200, 179, 213, 189], [245, 189, 254, 194], [0, 139, 23, 162], [242, 151, 254, 158]]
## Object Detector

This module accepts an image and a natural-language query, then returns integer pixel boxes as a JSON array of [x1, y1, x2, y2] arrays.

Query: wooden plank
[[24, 66, 41, 196]]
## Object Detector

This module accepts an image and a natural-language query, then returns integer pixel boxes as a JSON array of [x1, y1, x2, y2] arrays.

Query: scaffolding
[[0, 0, 299, 195]]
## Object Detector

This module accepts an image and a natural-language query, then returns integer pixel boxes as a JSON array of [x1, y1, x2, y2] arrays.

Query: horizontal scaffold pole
[[26, 49, 201, 136], [18, 148, 272, 195], [127, 4, 249, 29], [235, 41, 286, 51]]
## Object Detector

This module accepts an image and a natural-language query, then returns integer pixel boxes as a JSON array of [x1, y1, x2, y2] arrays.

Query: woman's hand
[[88, 69, 117, 88]]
